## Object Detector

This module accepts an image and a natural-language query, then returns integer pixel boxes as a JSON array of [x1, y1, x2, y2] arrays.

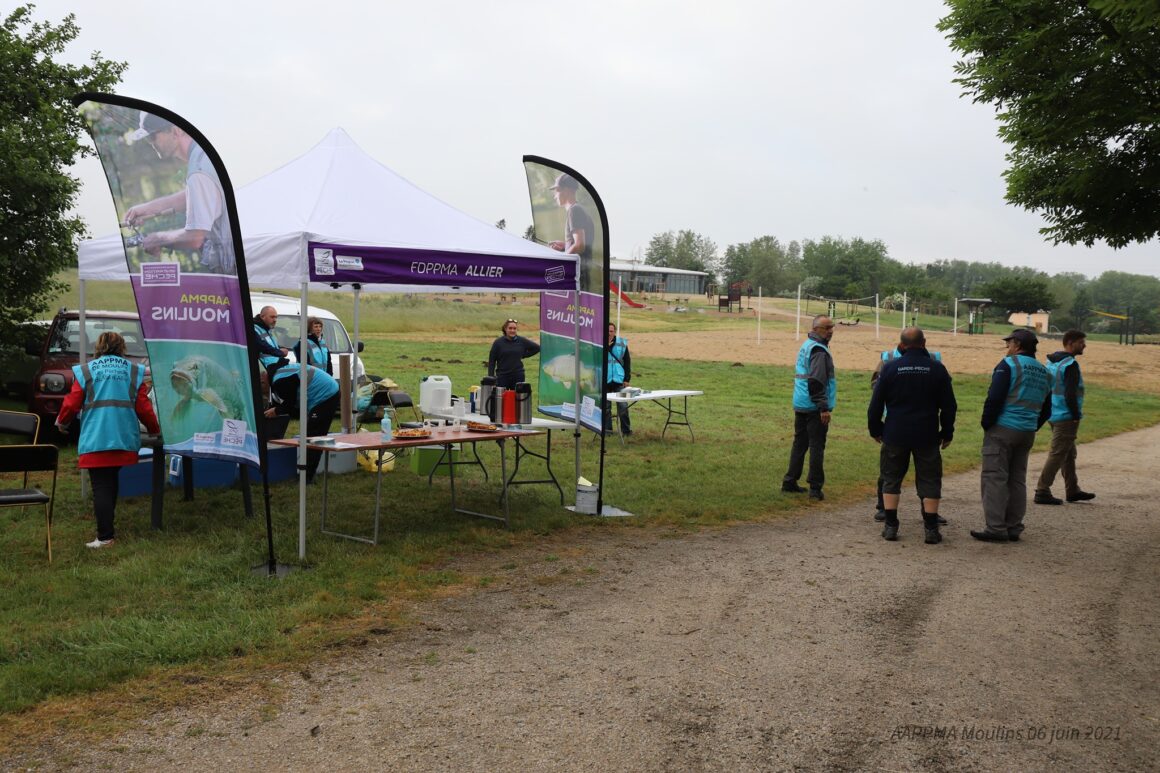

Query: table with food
[[270, 424, 539, 543]]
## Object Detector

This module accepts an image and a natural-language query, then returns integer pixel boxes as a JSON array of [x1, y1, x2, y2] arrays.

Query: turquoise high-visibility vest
[[793, 339, 836, 412], [1047, 356, 1084, 422], [608, 336, 628, 383], [306, 338, 330, 369], [72, 356, 145, 455], [254, 323, 283, 372], [996, 354, 1051, 431]]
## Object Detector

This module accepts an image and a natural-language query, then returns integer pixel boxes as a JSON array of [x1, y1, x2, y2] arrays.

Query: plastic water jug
[[420, 375, 452, 414]]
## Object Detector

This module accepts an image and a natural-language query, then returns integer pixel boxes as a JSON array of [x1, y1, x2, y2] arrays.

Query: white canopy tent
[[78, 128, 582, 559], [79, 127, 567, 291]]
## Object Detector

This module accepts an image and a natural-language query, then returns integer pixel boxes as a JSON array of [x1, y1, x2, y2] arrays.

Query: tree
[[939, 1, 1160, 248], [800, 236, 889, 298], [980, 276, 1057, 317], [644, 229, 718, 274], [0, 6, 125, 338], [720, 235, 802, 295]]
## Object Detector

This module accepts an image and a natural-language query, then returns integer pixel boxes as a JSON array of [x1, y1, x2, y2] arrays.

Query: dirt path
[[12, 424, 1159, 771]]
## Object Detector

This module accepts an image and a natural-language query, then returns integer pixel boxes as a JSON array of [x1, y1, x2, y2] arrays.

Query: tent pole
[[349, 284, 361, 433], [299, 282, 309, 560], [757, 286, 762, 344], [795, 284, 802, 340], [79, 279, 89, 501]]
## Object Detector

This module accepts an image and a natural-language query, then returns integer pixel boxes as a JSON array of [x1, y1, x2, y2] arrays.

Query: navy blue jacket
[[867, 348, 957, 448]]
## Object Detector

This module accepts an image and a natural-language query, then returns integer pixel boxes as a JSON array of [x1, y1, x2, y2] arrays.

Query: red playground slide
[[610, 281, 645, 308]]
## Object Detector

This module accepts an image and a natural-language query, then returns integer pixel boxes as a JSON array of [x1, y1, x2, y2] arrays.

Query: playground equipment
[[1092, 308, 1135, 345], [954, 298, 992, 336]]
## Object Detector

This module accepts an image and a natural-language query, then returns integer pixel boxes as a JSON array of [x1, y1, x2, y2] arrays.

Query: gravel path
[[8, 425, 1159, 772]]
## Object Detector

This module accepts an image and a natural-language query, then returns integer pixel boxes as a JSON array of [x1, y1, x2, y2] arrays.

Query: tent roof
[[78, 128, 572, 291]]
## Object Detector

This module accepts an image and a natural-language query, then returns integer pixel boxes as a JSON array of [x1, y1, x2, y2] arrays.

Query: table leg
[[659, 396, 695, 441], [319, 448, 378, 545], [506, 430, 564, 504]]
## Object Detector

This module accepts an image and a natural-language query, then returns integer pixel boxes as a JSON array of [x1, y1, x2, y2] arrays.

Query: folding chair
[[0, 409, 41, 444], [386, 390, 422, 424], [0, 444, 59, 562]]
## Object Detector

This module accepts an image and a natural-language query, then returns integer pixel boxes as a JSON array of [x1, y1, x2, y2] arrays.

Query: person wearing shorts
[[868, 328, 957, 544]]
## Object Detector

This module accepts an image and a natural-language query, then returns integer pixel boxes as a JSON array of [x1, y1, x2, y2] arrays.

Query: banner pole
[[299, 282, 309, 560], [795, 284, 802, 340]]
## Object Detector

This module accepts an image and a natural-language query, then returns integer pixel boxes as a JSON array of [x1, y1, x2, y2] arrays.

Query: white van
[[250, 292, 366, 382]]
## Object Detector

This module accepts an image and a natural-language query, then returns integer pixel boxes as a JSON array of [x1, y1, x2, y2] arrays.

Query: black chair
[[0, 409, 41, 444], [0, 444, 59, 562], [386, 390, 421, 423]]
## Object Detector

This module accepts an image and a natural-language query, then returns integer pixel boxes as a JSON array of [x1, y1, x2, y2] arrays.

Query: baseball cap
[[129, 112, 172, 142], [1003, 329, 1038, 346], [548, 173, 579, 191]]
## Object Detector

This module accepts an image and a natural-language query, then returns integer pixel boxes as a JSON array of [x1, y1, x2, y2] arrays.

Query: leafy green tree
[[801, 236, 888, 298], [1090, 270, 1160, 333], [939, 1, 1160, 248], [980, 275, 1057, 318], [644, 229, 718, 274], [0, 6, 125, 338], [720, 235, 802, 295]]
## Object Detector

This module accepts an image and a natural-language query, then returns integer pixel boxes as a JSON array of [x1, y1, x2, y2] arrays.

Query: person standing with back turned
[[1033, 330, 1095, 505], [782, 315, 836, 500], [972, 329, 1052, 543], [55, 332, 160, 548], [868, 328, 957, 544]]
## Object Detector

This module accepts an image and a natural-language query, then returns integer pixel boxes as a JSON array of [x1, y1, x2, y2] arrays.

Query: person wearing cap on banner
[[1034, 330, 1095, 505], [123, 112, 236, 274], [972, 329, 1052, 543], [547, 173, 596, 287], [488, 318, 541, 389]]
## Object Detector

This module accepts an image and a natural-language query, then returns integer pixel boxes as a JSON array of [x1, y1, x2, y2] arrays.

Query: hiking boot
[[970, 529, 1009, 543], [924, 528, 942, 544], [873, 509, 887, 522], [809, 489, 824, 501], [1066, 491, 1096, 502], [781, 482, 807, 493], [936, 515, 948, 525], [882, 524, 899, 541], [1033, 493, 1063, 505]]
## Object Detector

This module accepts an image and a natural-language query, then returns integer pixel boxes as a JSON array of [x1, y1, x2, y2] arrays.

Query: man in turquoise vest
[[604, 322, 632, 435], [972, 329, 1053, 542], [782, 315, 836, 500], [1034, 330, 1094, 505]]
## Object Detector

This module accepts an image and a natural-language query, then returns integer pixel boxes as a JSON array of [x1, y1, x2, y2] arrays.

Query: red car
[[27, 309, 149, 437]]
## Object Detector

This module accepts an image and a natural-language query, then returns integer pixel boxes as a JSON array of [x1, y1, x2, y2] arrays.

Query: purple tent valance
[[308, 241, 576, 290]]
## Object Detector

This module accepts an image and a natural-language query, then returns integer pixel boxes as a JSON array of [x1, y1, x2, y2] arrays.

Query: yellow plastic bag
[[355, 430, 395, 472]]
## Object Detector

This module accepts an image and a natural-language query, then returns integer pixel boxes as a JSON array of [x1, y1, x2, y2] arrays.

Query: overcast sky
[[29, 0, 1158, 279]]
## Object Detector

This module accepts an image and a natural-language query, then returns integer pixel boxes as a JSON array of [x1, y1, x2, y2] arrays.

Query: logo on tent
[[544, 266, 567, 284], [313, 248, 335, 275]]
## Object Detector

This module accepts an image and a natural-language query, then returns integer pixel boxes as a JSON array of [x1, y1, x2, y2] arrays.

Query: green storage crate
[[409, 444, 460, 476]]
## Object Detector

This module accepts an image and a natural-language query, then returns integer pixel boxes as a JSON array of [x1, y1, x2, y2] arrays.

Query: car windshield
[[47, 318, 148, 357], [271, 315, 354, 353]]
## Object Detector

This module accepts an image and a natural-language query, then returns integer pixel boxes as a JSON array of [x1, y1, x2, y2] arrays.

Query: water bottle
[[380, 412, 392, 440]]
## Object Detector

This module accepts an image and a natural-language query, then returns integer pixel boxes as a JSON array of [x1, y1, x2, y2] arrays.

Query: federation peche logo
[[544, 265, 567, 284], [313, 248, 335, 276]]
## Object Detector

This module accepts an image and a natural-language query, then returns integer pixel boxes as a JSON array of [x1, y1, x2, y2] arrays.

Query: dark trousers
[[605, 382, 632, 434], [784, 411, 829, 490], [89, 466, 121, 541], [305, 394, 340, 479]]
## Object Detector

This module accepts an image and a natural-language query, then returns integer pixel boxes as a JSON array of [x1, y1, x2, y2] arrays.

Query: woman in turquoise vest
[[55, 332, 160, 548], [292, 317, 333, 375]]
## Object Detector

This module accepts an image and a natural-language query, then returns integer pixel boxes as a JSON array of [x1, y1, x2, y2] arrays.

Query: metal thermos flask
[[480, 376, 496, 419], [514, 382, 532, 425], [488, 387, 506, 422]]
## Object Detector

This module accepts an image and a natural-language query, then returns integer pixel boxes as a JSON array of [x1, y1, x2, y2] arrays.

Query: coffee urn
[[514, 382, 533, 425], [479, 376, 496, 419], [488, 387, 506, 422]]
